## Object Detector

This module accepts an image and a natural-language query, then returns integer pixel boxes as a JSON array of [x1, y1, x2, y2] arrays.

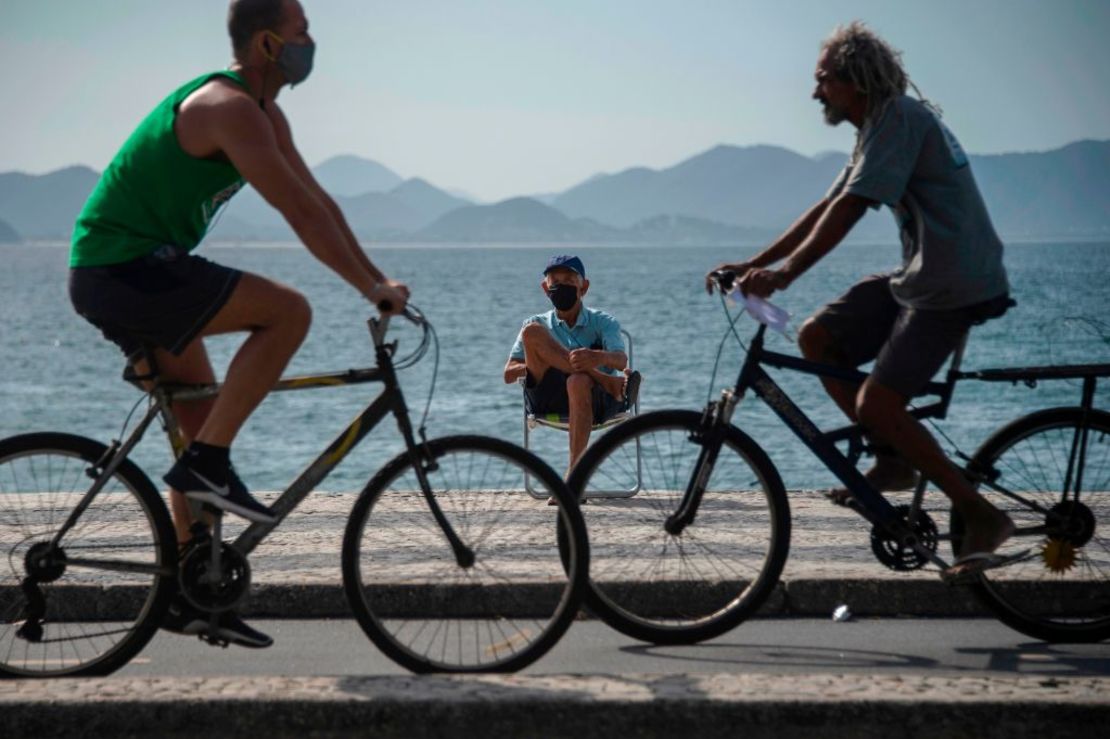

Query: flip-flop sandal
[[941, 549, 1031, 585], [623, 371, 642, 410], [822, 489, 853, 507]]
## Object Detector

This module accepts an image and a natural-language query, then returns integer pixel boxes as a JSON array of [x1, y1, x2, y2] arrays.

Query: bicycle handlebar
[[711, 269, 737, 292]]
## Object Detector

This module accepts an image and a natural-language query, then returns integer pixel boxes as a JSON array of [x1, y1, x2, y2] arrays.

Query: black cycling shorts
[[69, 246, 242, 361]]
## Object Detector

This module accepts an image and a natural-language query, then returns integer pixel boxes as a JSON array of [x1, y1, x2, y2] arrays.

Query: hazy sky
[[3, 0, 1108, 201]]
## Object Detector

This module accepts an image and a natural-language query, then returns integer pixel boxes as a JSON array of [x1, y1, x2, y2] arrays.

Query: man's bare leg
[[190, 273, 312, 446], [566, 372, 596, 468], [519, 322, 573, 381], [798, 318, 859, 419], [856, 379, 1014, 569], [157, 273, 310, 529], [799, 319, 917, 497], [133, 341, 218, 546]]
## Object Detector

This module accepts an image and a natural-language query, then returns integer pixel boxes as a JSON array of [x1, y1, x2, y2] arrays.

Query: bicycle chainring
[[178, 540, 251, 613], [870, 505, 939, 571]]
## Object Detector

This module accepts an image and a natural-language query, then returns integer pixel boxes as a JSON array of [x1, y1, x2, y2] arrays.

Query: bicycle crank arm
[[15, 577, 47, 643]]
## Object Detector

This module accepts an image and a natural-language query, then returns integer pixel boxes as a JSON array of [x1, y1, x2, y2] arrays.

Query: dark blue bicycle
[[568, 272, 1109, 645]]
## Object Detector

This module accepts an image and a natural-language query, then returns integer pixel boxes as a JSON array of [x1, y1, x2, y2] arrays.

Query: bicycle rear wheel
[[957, 408, 1110, 642], [0, 433, 176, 677], [567, 410, 790, 645], [342, 435, 588, 673]]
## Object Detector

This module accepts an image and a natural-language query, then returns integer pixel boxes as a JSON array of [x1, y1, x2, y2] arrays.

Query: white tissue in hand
[[727, 288, 792, 334]]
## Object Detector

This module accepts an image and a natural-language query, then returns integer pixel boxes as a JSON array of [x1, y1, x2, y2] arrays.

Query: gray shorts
[[69, 246, 242, 361], [811, 273, 1010, 398]]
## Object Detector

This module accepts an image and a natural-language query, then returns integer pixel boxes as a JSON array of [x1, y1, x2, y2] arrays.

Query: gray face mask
[[266, 32, 315, 86]]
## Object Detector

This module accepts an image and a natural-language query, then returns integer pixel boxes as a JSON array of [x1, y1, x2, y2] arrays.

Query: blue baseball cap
[[543, 254, 586, 278]]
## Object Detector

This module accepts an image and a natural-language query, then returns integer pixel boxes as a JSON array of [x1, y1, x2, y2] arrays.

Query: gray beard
[[822, 104, 848, 126]]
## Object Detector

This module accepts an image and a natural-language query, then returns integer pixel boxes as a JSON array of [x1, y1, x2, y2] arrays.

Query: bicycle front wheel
[[567, 410, 790, 645], [342, 435, 588, 673], [958, 407, 1110, 642], [0, 433, 176, 677]]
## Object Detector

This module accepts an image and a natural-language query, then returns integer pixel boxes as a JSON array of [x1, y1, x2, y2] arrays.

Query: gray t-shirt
[[826, 95, 1008, 310]]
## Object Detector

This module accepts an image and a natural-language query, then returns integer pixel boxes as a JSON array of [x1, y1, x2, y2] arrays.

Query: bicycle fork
[[666, 389, 742, 535]]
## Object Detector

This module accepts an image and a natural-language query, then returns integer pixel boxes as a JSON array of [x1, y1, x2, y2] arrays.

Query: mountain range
[[1, 139, 1107, 245]]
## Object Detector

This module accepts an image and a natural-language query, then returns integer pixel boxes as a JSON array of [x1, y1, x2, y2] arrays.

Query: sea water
[[2, 241, 1107, 493]]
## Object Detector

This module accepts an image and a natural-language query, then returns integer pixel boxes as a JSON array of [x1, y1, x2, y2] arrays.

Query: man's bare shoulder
[[176, 78, 272, 157], [181, 77, 260, 118]]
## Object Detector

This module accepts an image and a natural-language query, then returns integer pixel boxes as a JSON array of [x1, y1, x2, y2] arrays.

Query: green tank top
[[70, 70, 249, 267]]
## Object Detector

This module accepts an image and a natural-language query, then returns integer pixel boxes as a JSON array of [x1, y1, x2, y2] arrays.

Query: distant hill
[[388, 178, 472, 225], [0, 166, 99, 241], [971, 140, 1110, 237], [553, 140, 1110, 240], [213, 174, 472, 241], [626, 214, 776, 245], [0, 217, 19, 243], [2, 140, 1107, 243], [312, 155, 404, 196], [553, 145, 847, 230], [415, 197, 620, 242]]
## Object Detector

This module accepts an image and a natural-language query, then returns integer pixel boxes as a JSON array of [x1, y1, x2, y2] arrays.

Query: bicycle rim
[[962, 408, 1110, 642], [0, 433, 175, 677], [342, 436, 587, 672], [569, 410, 790, 644]]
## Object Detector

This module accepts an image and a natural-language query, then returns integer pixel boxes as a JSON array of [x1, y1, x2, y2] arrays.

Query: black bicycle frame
[[735, 324, 910, 529], [52, 317, 474, 572]]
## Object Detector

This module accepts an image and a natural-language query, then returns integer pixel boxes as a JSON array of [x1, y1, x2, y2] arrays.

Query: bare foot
[[958, 502, 1015, 556], [825, 454, 919, 506], [943, 503, 1016, 580]]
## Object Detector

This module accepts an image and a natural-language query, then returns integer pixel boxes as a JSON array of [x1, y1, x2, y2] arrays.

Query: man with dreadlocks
[[706, 21, 1016, 581]]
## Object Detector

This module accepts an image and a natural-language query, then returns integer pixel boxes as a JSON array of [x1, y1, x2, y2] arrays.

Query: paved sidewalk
[[217, 489, 999, 618], [2, 672, 1108, 738]]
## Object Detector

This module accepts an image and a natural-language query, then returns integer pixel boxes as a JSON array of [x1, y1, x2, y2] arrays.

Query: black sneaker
[[161, 598, 273, 649], [164, 458, 276, 523], [161, 596, 208, 636], [212, 612, 273, 649]]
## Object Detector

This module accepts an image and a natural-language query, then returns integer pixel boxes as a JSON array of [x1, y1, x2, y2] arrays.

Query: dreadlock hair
[[228, 0, 286, 61], [821, 21, 940, 119]]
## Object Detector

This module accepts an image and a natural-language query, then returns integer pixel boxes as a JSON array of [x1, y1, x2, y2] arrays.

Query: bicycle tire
[[0, 432, 177, 677], [341, 435, 589, 673], [955, 407, 1110, 643], [567, 410, 790, 645]]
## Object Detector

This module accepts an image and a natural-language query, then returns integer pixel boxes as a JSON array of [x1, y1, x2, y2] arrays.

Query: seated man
[[504, 255, 641, 471]]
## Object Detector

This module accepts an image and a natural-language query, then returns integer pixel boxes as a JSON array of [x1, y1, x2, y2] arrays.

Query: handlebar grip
[[712, 270, 736, 291]]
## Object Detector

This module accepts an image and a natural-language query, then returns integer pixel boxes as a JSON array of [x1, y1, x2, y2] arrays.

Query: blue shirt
[[509, 306, 626, 376]]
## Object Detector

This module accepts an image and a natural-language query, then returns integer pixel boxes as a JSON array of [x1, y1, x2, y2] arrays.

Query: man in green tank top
[[69, 0, 408, 648]]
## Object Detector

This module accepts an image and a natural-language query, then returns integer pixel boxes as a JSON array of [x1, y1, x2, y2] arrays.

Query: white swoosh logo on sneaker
[[191, 470, 231, 499]]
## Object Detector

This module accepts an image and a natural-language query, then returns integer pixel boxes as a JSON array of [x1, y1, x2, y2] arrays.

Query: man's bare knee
[[566, 372, 593, 402], [798, 318, 831, 360], [283, 289, 312, 337], [855, 381, 906, 431], [520, 322, 549, 345]]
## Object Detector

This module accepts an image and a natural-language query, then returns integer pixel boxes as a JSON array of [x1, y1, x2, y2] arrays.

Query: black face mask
[[546, 283, 579, 312]]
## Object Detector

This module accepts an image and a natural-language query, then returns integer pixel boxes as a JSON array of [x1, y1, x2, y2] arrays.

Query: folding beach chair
[[522, 329, 642, 499]]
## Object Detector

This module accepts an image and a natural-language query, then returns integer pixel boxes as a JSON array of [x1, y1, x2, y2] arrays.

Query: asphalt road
[[117, 617, 1110, 679]]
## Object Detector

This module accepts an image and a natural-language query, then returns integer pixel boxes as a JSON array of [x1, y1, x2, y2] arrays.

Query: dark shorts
[[811, 273, 1011, 398], [69, 246, 242, 361], [525, 368, 626, 425]]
